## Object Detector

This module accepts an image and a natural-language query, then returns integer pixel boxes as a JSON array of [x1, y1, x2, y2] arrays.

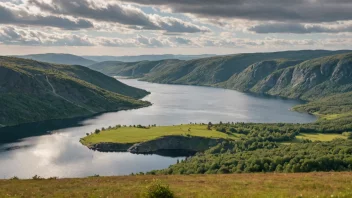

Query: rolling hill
[[17, 53, 96, 66], [88, 50, 352, 100], [84, 54, 215, 62], [0, 57, 150, 127]]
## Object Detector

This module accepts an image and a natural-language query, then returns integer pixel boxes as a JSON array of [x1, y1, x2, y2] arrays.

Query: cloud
[[119, 0, 352, 23], [249, 22, 352, 34], [0, 26, 95, 46], [0, 2, 94, 30], [1, 26, 351, 49], [29, 0, 209, 33], [168, 37, 193, 45]]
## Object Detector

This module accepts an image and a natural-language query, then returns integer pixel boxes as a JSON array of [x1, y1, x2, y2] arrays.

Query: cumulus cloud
[[249, 22, 352, 34], [0, 26, 95, 46], [119, 0, 352, 23], [29, 0, 209, 33], [1, 26, 351, 50], [0, 2, 93, 30]]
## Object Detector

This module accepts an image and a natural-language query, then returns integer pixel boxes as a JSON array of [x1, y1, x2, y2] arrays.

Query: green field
[[296, 133, 347, 142], [1, 173, 352, 198], [81, 124, 239, 145]]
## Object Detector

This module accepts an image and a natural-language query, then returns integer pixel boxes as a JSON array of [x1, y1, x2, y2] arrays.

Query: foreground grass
[[1, 173, 352, 198], [81, 124, 239, 145]]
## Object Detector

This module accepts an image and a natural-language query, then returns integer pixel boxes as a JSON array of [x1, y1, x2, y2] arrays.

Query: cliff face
[[251, 54, 352, 100], [222, 59, 303, 91], [127, 136, 225, 154], [83, 136, 227, 154], [87, 142, 134, 152]]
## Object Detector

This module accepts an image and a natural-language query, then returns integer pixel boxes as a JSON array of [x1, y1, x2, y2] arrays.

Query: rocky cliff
[[83, 135, 227, 154]]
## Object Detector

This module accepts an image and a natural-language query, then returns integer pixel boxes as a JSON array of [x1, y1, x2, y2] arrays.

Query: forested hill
[[17, 53, 96, 66], [88, 50, 352, 100], [0, 57, 150, 127]]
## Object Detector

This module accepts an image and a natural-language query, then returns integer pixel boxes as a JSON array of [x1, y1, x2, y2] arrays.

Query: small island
[[80, 123, 240, 153]]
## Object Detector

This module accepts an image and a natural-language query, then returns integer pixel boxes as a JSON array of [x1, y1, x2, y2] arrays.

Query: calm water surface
[[0, 79, 316, 179]]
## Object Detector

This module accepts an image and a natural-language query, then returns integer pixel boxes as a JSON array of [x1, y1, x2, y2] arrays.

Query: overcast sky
[[1, 0, 352, 56]]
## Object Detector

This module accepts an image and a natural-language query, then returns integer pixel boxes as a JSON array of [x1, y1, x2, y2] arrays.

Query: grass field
[[81, 124, 239, 145], [1, 173, 352, 198], [296, 133, 347, 141]]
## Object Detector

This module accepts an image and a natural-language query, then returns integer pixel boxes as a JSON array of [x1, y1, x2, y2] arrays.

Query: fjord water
[[0, 79, 316, 179]]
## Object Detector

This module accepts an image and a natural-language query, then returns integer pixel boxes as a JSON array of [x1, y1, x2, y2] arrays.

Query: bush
[[32, 175, 43, 180], [10, 176, 19, 180], [142, 179, 174, 198], [342, 132, 352, 139], [94, 129, 101, 134]]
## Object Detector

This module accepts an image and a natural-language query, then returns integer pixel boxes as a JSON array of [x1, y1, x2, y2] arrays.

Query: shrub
[[342, 132, 352, 139], [94, 129, 101, 134], [142, 179, 174, 198], [10, 176, 19, 180], [216, 126, 226, 133], [32, 175, 43, 180]]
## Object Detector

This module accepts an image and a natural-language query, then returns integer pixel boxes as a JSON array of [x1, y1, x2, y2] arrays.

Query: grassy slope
[[81, 124, 239, 146], [88, 50, 351, 87], [1, 173, 352, 198], [0, 57, 150, 127], [88, 59, 181, 78], [89, 50, 352, 103]]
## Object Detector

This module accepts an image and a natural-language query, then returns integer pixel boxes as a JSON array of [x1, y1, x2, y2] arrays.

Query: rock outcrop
[[85, 135, 227, 154], [87, 142, 134, 152], [127, 136, 225, 154]]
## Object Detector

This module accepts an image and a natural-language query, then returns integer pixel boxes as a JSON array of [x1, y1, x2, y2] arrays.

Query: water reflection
[[0, 79, 316, 179]]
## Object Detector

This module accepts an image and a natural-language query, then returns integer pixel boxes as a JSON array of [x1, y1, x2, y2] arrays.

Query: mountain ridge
[[88, 50, 352, 100], [17, 53, 96, 66]]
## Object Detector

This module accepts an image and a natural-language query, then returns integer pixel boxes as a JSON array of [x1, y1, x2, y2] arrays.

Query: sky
[[1, 0, 352, 56]]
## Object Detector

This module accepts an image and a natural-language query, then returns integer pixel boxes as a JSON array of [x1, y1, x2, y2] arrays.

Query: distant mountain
[[17, 53, 96, 66], [88, 50, 352, 100], [84, 54, 216, 62], [89, 59, 181, 77], [0, 56, 150, 127]]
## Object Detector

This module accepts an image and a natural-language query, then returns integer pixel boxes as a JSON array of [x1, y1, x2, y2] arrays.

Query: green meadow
[[81, 124, 240, 146]]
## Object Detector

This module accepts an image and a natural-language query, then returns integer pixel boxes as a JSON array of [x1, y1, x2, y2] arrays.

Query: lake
[[0, 79, 316, 179]]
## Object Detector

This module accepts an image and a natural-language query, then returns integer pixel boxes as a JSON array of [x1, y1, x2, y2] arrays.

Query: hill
[[0, 57, 150, 127], [1, 173, 351, 197], [17, 53, 96, 66], [84, 54, 215, 62], [88, 50, 352, 100], [89, 59, 181, 77]]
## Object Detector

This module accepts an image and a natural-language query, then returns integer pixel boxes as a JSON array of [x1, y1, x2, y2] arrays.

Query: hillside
[[88, 50, 352, 100], [89, 59, 181, 77], [84, 54, 215, 62], [17, 53, 96, 66], [0, 57, 150, 127]]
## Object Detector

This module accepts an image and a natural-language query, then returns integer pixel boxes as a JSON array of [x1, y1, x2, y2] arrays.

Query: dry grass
[[1, 173, 352, 198]]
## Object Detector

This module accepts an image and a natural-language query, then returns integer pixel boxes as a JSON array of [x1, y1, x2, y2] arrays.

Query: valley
[[1, 51, 352, 197]]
